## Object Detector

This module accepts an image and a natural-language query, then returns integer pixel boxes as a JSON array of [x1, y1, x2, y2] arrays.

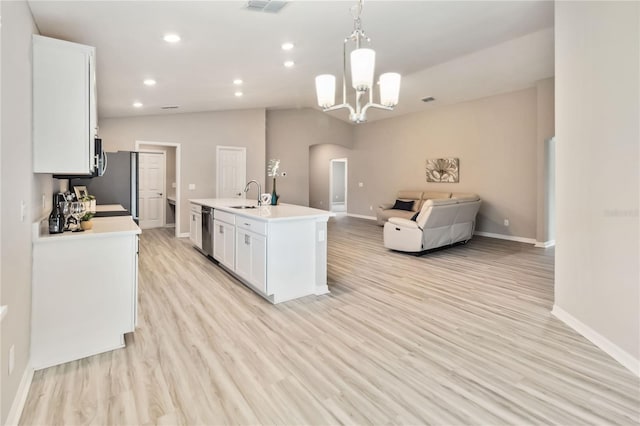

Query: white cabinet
[[33, 35, 97, 174], [188, 200, 332, 304], [235, 228, 267, 293], [213, 210, 236, 270], [32, 230, 138, 370], [189, 203, 202, 249]]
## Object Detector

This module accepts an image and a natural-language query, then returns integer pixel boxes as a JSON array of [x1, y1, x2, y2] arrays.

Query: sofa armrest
[[378, 203, 393, 210], [388, 217, 420, 230]]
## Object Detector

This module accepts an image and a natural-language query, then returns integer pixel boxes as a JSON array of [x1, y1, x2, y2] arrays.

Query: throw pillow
[[392, 199, 414, 211], [411, 211, 419, 221]]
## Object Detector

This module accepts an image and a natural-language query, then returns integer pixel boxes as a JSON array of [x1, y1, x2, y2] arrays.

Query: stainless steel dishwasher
[[201, 206, 214, 257]]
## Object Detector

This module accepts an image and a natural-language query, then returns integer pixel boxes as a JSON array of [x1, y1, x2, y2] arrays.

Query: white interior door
[[216, 146, 246, 198], [139, 152, 166, 229]]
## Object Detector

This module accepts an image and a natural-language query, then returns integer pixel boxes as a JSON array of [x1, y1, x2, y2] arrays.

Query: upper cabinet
[[33, 35, 97, 174]]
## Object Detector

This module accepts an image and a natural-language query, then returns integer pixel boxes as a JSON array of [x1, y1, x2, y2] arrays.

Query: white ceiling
[[27, 1, 554, 123]]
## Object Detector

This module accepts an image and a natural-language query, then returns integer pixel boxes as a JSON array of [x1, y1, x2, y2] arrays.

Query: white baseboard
[[5, 364, 34, 426], [346, 213, 376, 221], [552, 305, 639, 377], [474, 231, 536, 245], [163, 224, 176, 229], [178, 232, 190, 238], [535, 239, 556, 248]]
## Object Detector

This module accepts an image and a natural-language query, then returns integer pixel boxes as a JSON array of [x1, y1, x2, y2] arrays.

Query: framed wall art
[[426, 158, 459, 183]]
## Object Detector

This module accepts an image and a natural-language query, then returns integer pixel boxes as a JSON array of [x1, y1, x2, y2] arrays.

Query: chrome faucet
[[244, 180, 262, 206]]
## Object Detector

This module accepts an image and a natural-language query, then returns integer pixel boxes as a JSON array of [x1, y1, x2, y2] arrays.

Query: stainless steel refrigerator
[[71, 151, 139, 222]]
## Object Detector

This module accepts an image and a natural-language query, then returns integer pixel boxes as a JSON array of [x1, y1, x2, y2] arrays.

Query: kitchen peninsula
[[189, 199, 334, 304], [31, 207, 140, 369]]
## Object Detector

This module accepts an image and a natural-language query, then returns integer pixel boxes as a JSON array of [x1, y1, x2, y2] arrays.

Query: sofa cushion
[[451, 193, 480, 203], [397, 190, 423, 200], [377, 208, 415, 225], [391, 199, 415, 211], [423, 191, 451, 200]]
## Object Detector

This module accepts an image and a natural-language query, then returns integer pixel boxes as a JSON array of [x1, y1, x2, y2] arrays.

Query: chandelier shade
[[350, 48, 376, 91], [315, 74, 336, 108], [379, 72, 401, 106]]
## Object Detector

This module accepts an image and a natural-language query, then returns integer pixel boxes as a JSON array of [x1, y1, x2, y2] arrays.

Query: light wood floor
[[21, 216, 640, 425]]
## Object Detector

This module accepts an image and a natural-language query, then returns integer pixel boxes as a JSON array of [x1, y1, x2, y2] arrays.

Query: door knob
[[157, 192, 163, 196], [236, 192, 242, 196]]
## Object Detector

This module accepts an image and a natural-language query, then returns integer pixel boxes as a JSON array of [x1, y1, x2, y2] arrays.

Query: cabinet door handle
[[244, 222, 250, 226], [245, 234, 250, 245], [219, 225, 224, 234]]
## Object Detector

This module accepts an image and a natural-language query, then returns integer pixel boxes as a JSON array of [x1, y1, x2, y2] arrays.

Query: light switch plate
[[188, 184, 196, 190]]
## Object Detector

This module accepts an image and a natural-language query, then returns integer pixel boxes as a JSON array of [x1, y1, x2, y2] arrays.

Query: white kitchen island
[[31, 210, 140, 370], [189, 199, 334, 304]]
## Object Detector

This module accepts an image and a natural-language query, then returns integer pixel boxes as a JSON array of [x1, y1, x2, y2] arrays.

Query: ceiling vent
[[245, 1, 288, 13], [161, 105, 180, 110], [421, 97, 436, 103]]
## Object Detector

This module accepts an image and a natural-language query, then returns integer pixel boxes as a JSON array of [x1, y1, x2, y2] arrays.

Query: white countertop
[[34, 206, 141, 243], [189, 198, 335, 222]]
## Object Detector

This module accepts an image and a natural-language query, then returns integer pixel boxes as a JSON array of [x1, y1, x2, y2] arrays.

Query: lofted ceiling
[[27, 1, 554, 123]]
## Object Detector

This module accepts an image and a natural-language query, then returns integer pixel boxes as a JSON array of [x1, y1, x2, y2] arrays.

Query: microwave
[[53, 138, 107, 179]]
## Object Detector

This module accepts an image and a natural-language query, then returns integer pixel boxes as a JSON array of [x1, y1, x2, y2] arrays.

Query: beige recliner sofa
[[376, 190, 453, 226], [383, 193, 481, 253]]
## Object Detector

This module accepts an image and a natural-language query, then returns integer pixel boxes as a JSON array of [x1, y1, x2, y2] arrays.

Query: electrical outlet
[[358, 182, 364, 187], [369, 205, 373, 211], [188, 184, 196, 190], [319, 200, 323, 205], [8, 345, 14, 375], [504, 219, 510, 226], [20, 201, 26, 222]]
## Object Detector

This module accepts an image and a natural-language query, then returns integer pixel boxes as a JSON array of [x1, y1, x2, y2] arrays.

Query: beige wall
[[309, 144, 352, 210], [555, 1, 639, 364], [1, 1, 53, 422], [266, 109, 353, 206], [350, 88, 542, 238], [536, 78, 555, 244], [99, 109, 266, 234]]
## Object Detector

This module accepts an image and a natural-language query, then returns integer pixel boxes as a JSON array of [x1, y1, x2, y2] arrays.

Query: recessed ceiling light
[[233, 79, 243, 85], [235, 91, 243, 97], [284, 60, 295, 68], [133, 102, 143, 108], [281, 42, 294, 51], [143, 79, 156, 86], [163, 33, 181, 43]]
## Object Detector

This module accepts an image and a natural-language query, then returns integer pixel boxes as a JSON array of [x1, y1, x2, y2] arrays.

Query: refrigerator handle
[[102, 150, 108, 175]]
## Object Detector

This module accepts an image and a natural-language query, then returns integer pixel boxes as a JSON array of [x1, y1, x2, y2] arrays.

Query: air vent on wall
[[161, 105, 180, 110], [245, 0, 288, 13], [421, 97, 436, 103]]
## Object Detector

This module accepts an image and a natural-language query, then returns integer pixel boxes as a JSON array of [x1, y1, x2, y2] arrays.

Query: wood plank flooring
[[20, 216, 640, 425]]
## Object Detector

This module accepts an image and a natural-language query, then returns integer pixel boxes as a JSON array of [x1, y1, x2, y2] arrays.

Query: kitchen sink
[[230, 205, 257, 209]]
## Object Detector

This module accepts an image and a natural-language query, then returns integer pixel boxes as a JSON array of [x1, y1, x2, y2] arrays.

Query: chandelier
[[315, 0, 401, 124]]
